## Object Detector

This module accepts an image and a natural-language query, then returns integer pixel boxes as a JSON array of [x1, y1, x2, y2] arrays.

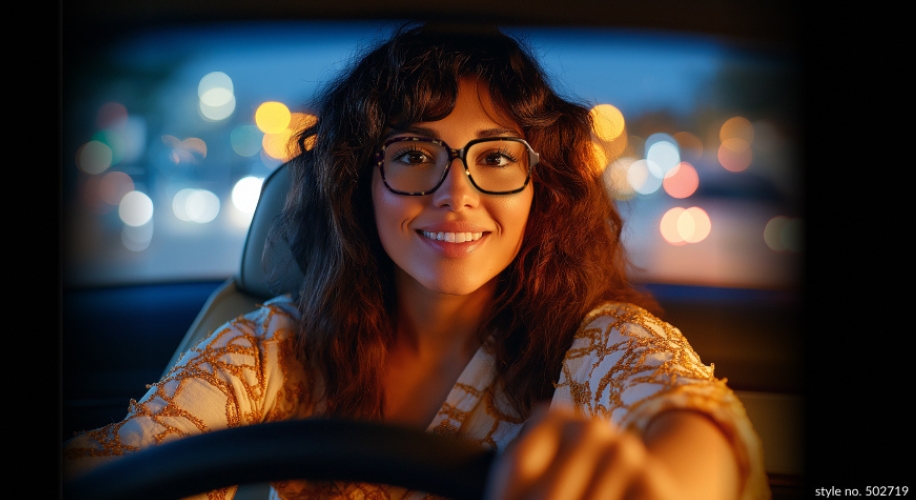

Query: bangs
[[382, 73, 459, 129]]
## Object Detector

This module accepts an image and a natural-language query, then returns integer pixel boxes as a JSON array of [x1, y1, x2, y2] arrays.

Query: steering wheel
[[62, 418, 496, 500]]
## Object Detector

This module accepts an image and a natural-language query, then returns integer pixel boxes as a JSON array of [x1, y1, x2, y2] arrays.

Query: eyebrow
[[383, 125, 522, 141]]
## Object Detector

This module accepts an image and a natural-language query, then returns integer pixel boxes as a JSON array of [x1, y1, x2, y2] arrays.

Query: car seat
[[160, 162, 303, 378]]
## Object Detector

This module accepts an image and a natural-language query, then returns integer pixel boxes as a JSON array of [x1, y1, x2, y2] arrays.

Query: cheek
[[372, 174, 397, 241], [497, 188, 535, 251], [372, 173, 417, 242]]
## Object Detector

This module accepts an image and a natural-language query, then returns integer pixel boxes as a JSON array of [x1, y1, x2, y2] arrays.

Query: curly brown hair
[[266, 20, 660, 420]]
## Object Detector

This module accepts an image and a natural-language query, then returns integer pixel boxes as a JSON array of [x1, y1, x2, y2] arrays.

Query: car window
[[62, 20, 800, 290]]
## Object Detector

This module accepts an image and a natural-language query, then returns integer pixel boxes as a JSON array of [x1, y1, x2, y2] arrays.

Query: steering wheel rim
[[63, 418, 496, 500]]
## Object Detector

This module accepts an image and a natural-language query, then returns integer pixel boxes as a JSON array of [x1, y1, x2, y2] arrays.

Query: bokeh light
[[604, 157, 637, 200], [163, 135, 207, 165], [230, 124, 264, 157], [645, 133, 680, 176], [718, 137, 752, 172], [172, 188, 221, 223], [199, 71, 236, 121], [262, 111, 316, 161], [231, 176, 264, 215], [764, 215, 804, 252], [98, 171, 135, 205], [92, 129, 129, 167], [255, 101, 291, 134], [660, 206, 711, 245], [118, 191, 154, 227], [96, 102, 128, 129], [590, 140, 609, 176], [663, 162, 699, 199], [718, 116, 754, 172], [76, 140, 113, 175], [627, 159, 663, 195], [720, 116, 754, 143], [590, 104, 625, 141]]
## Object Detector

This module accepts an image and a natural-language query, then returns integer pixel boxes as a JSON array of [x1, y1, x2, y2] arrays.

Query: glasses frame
[[374, 136, 539, 196]]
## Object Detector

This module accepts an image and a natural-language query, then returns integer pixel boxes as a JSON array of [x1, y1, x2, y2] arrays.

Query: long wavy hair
[[266, 21, 661, 420]]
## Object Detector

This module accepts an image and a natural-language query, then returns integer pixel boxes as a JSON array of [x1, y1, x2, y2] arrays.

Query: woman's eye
[[480, 150, 518, 167], [393, 149, 433, 165]]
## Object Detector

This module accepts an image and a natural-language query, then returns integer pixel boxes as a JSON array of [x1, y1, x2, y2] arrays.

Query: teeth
[[422, 231, 484, 243]]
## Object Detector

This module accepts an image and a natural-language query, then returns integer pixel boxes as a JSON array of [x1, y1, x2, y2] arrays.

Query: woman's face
[[371, 78, 534, 298]]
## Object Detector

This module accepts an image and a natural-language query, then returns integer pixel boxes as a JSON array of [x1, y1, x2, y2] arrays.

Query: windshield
[[62, 20, 801, 290]]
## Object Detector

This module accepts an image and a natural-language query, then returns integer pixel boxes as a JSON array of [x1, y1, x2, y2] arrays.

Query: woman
[[63, 21, 771, 500]]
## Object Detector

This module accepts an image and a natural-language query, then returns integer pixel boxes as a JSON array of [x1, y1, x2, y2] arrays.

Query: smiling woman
[[62, 21, 781, 500]]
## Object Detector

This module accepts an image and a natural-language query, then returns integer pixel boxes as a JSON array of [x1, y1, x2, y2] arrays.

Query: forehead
[[398, 78, 521, 139]]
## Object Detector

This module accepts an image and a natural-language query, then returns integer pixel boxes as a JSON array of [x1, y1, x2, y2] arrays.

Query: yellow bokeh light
[[262, 130, 296, 160], [589, 104, 625, 141], [255, 101, 292, 134], [589, 140, 609, 175], [720, 116, 754, 143], [261, 112, 318, 159]]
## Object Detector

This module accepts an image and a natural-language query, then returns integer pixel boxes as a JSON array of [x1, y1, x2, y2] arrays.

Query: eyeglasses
[[374, 136, 539, 195]]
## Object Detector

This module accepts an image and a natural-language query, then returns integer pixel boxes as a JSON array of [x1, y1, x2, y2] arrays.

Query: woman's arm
[[62, 298, 308, 481]]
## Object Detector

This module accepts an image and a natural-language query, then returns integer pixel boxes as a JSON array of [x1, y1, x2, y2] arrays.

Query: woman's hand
[[483, 404, 739, 500]]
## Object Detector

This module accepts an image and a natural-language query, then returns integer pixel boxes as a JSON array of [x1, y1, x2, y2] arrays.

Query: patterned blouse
[[63, 295, 771, 500]]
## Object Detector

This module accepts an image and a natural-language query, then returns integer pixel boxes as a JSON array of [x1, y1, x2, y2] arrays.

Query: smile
[[420, 230, 485, 243]]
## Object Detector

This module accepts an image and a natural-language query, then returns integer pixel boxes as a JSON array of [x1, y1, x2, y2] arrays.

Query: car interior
[[65, 158, 803, 499], [61, 1, 811, 499]]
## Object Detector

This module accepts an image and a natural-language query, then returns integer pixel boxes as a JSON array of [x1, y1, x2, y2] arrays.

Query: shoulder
[[556, 301, 717, 419], [197, 294, 299, 348], [572, 301, 705, 364], [168, 294, 303, 383]]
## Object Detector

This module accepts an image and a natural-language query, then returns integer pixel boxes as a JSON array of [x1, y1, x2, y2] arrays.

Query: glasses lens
[[465, 139, 530, 193], [381, 139, 448, 193]]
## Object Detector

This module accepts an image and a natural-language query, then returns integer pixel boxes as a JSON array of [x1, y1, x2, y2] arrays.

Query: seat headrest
[[237, 162, 305, 299]]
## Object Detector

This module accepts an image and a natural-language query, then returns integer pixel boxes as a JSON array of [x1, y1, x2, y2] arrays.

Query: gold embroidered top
[[63, 296, 771, 500]]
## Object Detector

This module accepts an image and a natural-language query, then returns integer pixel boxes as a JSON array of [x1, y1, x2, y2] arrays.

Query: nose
[[431, 157, 479, 209]]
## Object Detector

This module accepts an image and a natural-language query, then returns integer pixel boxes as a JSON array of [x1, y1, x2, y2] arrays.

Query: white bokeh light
[[231, 176, 264, 215], [198, 71, 236, 121], [645, 133, 680, 176], [172, 188, 221, 223], [118, 191, 154, 227], [627, 159, 664, 195]]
